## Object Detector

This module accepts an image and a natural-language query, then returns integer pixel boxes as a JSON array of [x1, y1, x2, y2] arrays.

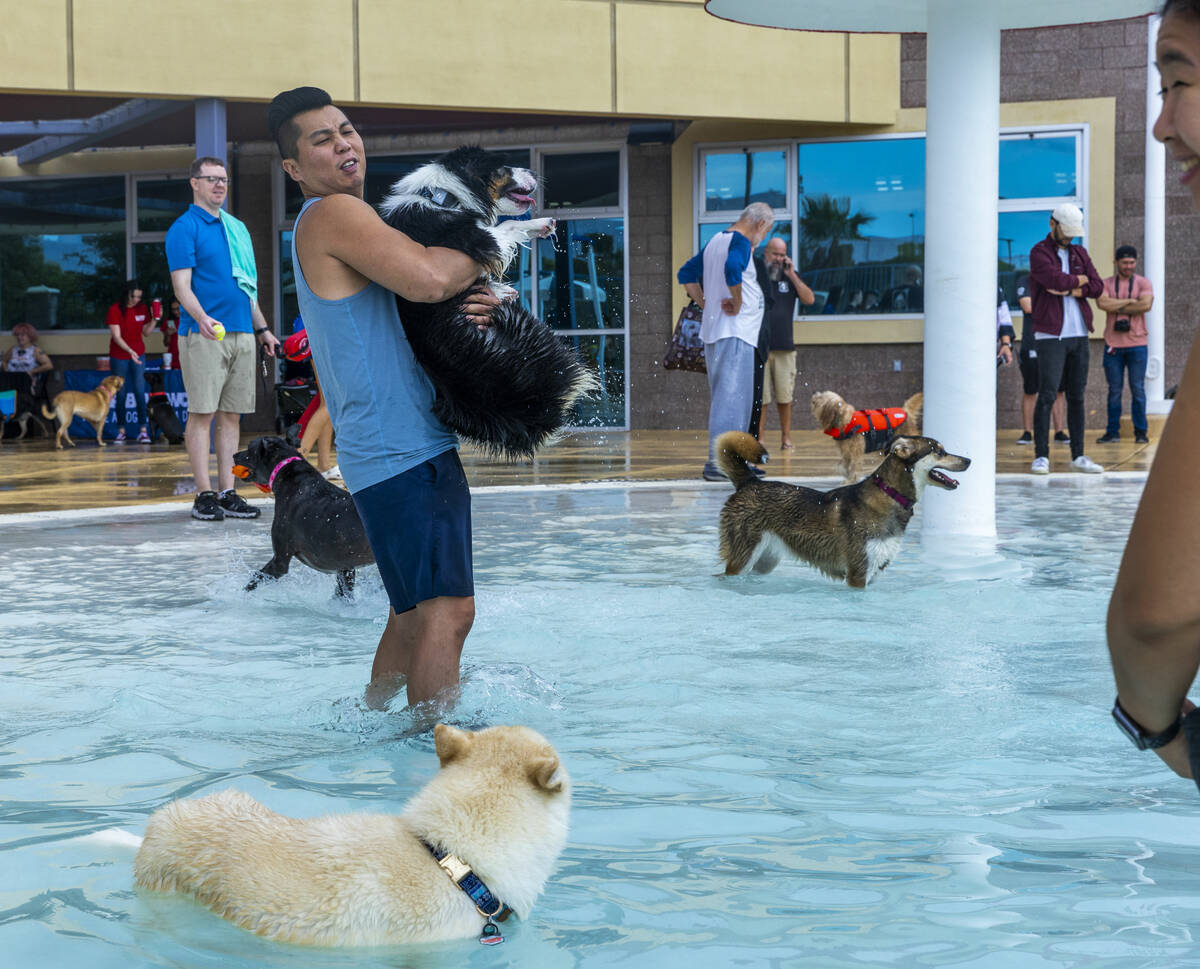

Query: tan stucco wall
[[0, 0, 898, 124], [669, 97, 1117, 345]]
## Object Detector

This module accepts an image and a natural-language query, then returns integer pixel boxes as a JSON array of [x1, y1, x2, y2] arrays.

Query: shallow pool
[[3, 475, 1200, 969]]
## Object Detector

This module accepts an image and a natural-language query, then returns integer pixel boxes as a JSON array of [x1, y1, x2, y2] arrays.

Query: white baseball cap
[[1051, 203, 1085, 238]]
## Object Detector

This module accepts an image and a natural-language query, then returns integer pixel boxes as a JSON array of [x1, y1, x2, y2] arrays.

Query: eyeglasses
[[194, 175, 229, 185]]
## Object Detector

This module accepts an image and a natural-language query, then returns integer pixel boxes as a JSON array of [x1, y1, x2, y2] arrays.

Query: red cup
[[151, 298, 162, 319]]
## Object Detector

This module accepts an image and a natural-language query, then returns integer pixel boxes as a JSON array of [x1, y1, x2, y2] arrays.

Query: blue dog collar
[[423, 840, 512, 943], [417, 186, 453, 207]]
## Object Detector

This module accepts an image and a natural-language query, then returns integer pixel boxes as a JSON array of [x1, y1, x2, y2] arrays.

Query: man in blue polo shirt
[[167, 156, 281, 520]]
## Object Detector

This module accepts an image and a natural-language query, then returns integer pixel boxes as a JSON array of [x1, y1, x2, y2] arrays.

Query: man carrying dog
[[167, 156, 281, 520], [266, 86, 501, 708], [1026, 203, 1104, 474], [677, 202, 775, 481], [1096, 244, 1154, 444], [758, 237, 815, 450]]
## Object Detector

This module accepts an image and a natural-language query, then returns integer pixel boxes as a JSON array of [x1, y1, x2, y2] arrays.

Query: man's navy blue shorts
[[352, 448, 473, 614]]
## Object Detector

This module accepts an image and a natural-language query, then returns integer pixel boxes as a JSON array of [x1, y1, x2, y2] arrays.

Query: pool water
[[3, 475, 1200, 969]]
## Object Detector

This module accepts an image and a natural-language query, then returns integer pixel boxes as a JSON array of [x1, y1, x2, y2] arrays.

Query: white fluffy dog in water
[[132, 724, 570, 946]]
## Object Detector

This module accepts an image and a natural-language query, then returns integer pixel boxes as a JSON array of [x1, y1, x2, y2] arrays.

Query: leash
[[267, 455, 303, 491], [871, 474, 914, 510], [422, 840, 512, 945]]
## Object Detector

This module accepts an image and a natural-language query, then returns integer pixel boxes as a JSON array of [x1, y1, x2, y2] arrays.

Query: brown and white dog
[[811, 390, 923, 483], [41, 375, 124, 449], [715, 430, 969, 588], [133, 724, 570, 947]]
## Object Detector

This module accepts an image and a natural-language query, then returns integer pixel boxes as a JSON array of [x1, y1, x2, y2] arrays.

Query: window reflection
[[704, 150, 787, 212], [0, 176, 126, 329], [999, 136, 1076, 199], [538, 218, 623, 330], [136, 177, 192, 234], [796, 138, 925, 316], [998, 209, 1057, 306], [543, 152, 619, 209], [560, 333, 624, 427]]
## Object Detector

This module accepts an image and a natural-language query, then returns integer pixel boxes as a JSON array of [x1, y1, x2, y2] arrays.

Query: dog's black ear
[[528, 755, 565, 793], [434, 724, 473, 765], [888, 436, 919, 459]]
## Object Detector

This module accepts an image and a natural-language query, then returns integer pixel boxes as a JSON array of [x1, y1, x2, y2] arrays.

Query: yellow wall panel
[[71, 0, 354, 100], [848, 33, 900, 124], [358, 0, 611, 112], [0, 0, 69, 91], [615, 5, 848, 122]]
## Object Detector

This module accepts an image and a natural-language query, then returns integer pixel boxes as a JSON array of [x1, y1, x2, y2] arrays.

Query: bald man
[[758, 238, 815, 448]]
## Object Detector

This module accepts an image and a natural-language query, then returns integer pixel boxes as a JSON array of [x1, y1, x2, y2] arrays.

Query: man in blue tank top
[[267, 87, 501, 709]]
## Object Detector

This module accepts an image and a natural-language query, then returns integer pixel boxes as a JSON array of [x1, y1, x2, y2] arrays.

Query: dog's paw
[[526, 217, 557, 239], [490, 282, 519, 302]]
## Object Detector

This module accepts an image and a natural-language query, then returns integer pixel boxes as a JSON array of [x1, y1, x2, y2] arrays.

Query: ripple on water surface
[[2, 478, 1200, 968]]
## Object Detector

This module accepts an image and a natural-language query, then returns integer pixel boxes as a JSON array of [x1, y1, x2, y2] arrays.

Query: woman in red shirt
[[159, 299, 182, 369], [105, 279, 158, 443]]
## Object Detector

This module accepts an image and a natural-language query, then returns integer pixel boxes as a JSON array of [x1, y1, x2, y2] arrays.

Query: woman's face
[[1154, 10, 1200, 208], [127, 287, 143, 306], [15, 330, 31, 347]]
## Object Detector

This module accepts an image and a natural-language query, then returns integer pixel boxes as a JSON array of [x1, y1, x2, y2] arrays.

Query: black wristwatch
[[1112, 697, 1182, 750]]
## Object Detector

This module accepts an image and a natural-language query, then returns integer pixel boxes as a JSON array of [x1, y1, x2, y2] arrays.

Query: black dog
[[146, 370, 185, 444], [232, 436, 374, 598], [378, 145, 596, 461]]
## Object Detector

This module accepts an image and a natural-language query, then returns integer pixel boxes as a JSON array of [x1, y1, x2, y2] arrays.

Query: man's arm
[[1096, 294, 1133, 313], [170, 268, 221, 341], [722, 282, 743, 317], [1079, 251, 1105, 299], [301, 193, 487, 304], [683, 282, 705, 309], [784, 263, 816, 306], [1028, 244, 1078, 294], [249, 300, 281, 358]]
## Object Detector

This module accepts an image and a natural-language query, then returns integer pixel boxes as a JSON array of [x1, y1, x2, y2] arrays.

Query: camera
[[1114, 318, 1131, 333]]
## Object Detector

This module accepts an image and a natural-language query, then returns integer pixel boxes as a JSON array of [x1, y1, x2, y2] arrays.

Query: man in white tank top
[[677, 202, 775, 480]]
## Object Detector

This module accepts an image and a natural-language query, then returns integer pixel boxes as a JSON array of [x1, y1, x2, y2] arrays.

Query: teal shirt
[[291, 197, 457, 494]]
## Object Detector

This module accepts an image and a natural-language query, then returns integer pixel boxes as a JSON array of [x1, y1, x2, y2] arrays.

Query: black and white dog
[[378, 146, 596, 460]]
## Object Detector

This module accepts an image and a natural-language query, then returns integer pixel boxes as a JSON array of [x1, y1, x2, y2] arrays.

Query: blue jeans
[[108, 357, 147, 432], [1102, 344, 1147, 435]]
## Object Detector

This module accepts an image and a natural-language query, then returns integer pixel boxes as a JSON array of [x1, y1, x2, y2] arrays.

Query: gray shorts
[[179, 331, 256, 414]]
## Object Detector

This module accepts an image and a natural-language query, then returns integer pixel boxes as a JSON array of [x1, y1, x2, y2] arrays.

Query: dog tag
[[479, 920, 504, 945]]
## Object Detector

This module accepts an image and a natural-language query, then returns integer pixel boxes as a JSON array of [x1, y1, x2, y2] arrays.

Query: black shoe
[[191, 490, 224, 521], [1135, 432, 1150, 444], [702, 466, 727, 482], [1096, 433, 1120, 444], [1016, 431, 1032, 445], [217, 489, 261, 519], [1054, 431, 1070, 444]]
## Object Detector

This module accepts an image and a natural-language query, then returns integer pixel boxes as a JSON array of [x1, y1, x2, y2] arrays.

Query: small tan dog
[[810, 390, 923, 483], [41, 374, 124, 449], [133, 724, 570, 947]]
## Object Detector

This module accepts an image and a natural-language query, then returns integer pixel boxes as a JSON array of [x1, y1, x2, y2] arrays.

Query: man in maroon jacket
[[1026, 203, 1105, 474]]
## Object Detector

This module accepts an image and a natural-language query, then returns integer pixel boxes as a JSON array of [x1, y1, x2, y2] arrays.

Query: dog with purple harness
[[232, 435, 374, 597]]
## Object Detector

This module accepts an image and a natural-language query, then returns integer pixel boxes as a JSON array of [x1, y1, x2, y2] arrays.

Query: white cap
[[1051, 203, 1084, 238]]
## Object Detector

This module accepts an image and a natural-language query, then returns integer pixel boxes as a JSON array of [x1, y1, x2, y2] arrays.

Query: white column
[[921, 0, 1000, 538], [1145, 13, 1170, 413]]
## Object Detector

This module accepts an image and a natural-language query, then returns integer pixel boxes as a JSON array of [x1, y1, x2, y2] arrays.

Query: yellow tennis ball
[[212, 324, 225, 341]]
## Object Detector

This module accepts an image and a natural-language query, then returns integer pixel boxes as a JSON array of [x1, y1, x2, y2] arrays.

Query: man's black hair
[[268, 87, 333, 160], [1162, 0, 1200, 17], [1116, 244, 1139, 261]]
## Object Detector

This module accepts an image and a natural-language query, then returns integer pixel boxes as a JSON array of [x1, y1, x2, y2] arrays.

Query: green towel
[[220, 211, 258, 301]]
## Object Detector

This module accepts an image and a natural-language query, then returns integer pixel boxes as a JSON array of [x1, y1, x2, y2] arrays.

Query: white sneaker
[[1030, 457, 1050, 475], [321, 465, 342, 481], [1071, 455, 1103, 474]]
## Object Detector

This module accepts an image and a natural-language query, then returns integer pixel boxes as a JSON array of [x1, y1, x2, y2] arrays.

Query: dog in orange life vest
[[810, 390, 923, 483]]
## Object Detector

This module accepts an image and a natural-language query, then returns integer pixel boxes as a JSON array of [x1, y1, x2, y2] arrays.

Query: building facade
[[0, 2, 1181, 434]]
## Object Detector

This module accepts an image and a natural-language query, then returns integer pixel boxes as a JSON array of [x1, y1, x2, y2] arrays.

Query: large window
[[0, 176, 126, 330], [275, 145, 629, 428], [694, 127, 1085, 320]]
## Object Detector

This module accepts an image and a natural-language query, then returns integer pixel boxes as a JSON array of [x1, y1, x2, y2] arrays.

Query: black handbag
[[662, 301, 706, 374]]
